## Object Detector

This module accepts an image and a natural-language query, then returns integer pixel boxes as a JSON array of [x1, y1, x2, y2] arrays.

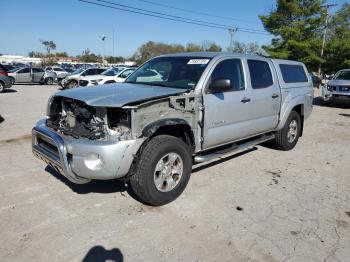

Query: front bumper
[[322, 86, 350, 101], [32, 119, 144, 184]]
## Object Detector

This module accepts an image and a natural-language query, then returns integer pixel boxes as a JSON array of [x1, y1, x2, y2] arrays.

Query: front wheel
[[130, 135, 192, 206], [45, 77, 54, 85], [67, 80, 78, 89], [0, 81, 4, 93], [273, 111, 301, 151]]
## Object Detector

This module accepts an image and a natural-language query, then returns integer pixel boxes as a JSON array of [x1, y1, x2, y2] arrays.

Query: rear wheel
[[273, 111, 301, 151], [130, 135, 192, 206]]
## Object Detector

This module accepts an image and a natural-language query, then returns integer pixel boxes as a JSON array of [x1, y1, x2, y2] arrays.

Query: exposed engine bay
[[46, 96, 131, 140]]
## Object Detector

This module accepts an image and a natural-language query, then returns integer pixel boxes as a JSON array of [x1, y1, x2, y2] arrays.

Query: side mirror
[[209, 79, 231, 93], [81, 73, 86, 77]]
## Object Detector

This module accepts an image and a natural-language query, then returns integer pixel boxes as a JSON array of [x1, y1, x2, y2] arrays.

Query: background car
[[322, 69, 350, 104], [8, 67, 56, 85], [44, 66, 68, 78], [0, 74, 12, 93], [61, 67, 106, 89], [0, 64, 9, 77], [79, 67, 136, 86]]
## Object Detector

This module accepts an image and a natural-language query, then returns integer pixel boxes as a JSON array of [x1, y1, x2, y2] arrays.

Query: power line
[[96, 0, 267, 34], [78, 0, 270, 35], [136, 0, 261, 25]]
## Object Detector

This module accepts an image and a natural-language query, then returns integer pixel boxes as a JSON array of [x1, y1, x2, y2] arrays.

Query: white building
[[0, 55, 42, 65]]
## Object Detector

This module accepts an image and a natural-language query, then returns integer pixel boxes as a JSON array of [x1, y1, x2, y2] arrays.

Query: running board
[[194, 134, 275, 163]]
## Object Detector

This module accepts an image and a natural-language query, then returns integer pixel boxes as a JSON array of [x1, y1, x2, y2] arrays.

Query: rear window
[[0, 64, 6, 72], [279, 64, 308, 83], [247, 60, 273, 89]]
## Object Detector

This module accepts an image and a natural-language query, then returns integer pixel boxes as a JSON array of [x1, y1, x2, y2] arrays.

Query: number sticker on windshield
[[187, 59, 210, 65]]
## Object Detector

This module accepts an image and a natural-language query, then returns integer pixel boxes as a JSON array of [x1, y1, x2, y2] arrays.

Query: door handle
[[241, 97, 251, 103], [272, 94, 279, 99]]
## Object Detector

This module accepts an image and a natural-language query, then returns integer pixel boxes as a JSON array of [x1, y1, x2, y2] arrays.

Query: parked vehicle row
[[78, 67, 136, 86]]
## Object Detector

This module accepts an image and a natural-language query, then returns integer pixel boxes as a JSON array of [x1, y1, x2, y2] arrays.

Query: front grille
[[79, 80, 88, 86]]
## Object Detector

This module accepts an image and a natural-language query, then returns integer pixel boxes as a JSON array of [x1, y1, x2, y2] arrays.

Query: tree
[[79, 48, 101, 63], [323, 3, 350, 73], [133, 41, 185, 64], [185, 43, 203, 52], [201, 40, 222, 52], [229, 41, 263, 55], [260, 0, 324, 71], [40, 40, 57, 55]]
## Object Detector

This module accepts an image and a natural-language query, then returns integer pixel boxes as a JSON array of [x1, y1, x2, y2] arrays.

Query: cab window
[[210, 59, 245, 91], [248, 60, 273, 89]]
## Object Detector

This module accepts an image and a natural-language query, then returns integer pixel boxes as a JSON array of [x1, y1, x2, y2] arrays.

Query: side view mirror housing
[[209, 79, 231, 93]]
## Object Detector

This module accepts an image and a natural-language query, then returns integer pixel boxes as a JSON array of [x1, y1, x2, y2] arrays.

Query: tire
[[273, 111, 301, 151], [45, 77, 54, 85], [0, 81, 4, 93], [130, 135, 192, 206], [9, 77, 15, 85], [67, 80, 78, 89]]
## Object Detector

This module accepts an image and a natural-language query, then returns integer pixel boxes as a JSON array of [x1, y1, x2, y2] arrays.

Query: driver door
[[203, 58, 254, 149]]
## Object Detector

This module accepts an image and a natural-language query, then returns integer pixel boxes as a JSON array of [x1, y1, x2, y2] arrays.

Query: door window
[[32, 68, 44, 73], [18, 68, 30, 74], [119, 69, 134, 78], [248, 60, 273, 89], [210, 59, 245, 91]]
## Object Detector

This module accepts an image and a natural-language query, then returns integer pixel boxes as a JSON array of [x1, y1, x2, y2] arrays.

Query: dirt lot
[[0, 84, 349, 262]]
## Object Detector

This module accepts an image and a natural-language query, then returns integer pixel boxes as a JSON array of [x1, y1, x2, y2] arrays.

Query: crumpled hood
[[328, 79, 350, 86], [55, 83, 186, 107]]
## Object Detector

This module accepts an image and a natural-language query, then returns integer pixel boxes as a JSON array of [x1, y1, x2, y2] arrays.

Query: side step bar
[[194, 134, 275, 163]]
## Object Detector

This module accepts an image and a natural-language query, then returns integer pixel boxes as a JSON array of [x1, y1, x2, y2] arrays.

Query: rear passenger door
[[247, 59, 281, 134], [32, 68, 45, 82]]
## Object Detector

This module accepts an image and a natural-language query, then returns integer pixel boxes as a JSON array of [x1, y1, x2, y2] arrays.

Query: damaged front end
[[46, 96, 132, 141]]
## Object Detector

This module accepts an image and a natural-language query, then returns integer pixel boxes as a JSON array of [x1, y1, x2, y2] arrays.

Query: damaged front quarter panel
[[127, 92, 203, 153]]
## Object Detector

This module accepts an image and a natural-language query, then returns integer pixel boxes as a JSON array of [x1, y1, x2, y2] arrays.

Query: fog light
[[84, 153, 104, 170]]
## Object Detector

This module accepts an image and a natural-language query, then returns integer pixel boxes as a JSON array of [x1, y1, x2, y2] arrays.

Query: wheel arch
[[141, 118, 195, 152], [277, 96, 305, 136]]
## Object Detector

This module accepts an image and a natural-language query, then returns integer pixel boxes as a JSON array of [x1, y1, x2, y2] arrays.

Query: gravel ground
[[0, 84, 349, 262]]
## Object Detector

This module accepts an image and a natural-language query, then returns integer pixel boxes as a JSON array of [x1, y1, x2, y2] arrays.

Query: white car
[[44, 66, 68, 78], [134, 69, 163, 82], [79, 67, 136, 86]]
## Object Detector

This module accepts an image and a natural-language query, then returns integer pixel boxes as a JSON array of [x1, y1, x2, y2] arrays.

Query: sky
[[1, 0, 347, 58]]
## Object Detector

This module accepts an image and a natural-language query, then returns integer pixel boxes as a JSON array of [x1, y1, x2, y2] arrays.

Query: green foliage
[[106, 56, 125, 64], [79, 48, 102, 63], [132, 41, 223, 64], [40, 40, 56, 54], [323, 3, 350, 73], [231, 41, 263, 55], [260, 0, 324, 71]]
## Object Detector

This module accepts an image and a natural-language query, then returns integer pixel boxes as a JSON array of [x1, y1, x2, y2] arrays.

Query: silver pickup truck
[[32, 52, 313, 206]]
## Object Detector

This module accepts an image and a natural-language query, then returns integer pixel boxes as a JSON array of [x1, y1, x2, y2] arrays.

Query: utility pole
[[112, 28, 115, 58], [101, 34, 106, 65], [318, 3, 337, 77], [228, 27, 237, 52]]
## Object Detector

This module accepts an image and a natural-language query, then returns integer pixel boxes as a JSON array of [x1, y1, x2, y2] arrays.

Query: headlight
[[327, 85, 335, 92]]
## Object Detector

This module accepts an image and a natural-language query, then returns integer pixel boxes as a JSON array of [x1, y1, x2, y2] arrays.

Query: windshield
[[125, 56, 211, 89], [101, 68, 119, 76], [334, 71, 350, 80], [71, 68, 84, 75]]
